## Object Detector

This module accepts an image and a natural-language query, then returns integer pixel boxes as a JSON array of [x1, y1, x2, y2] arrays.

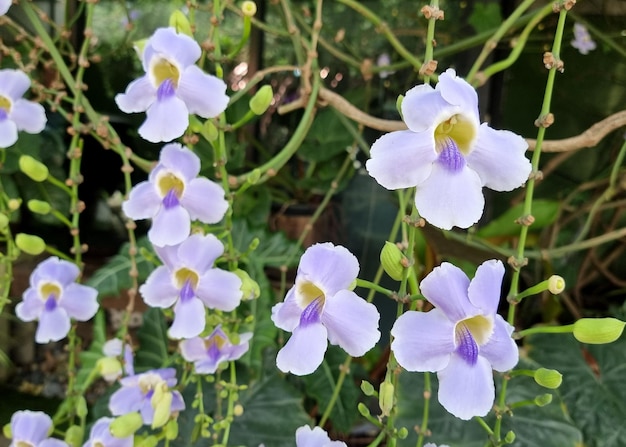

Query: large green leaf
[[231, 218, 302, 268], [526, 332, 626, 446], [299, 108, 354, 163], [135, 308, 170, 370]]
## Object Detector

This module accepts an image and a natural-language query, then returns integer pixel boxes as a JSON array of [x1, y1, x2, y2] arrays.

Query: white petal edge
[[276, 323, 328, 375]]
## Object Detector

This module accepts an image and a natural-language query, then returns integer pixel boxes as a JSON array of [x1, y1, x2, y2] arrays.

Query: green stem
[[422, 0, 439, 85], [356, 279, 394, 297], [415, 372, 431, 447], [516, 323, 574, 338]]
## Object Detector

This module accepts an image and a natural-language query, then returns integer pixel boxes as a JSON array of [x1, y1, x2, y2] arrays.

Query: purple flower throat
[[437, 137, 466, 173], [455, 324, 478, 366], [300, 297, 324, 326]]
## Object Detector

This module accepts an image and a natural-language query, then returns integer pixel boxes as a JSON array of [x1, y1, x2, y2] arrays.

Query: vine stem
[[319, 356, 352, 427]]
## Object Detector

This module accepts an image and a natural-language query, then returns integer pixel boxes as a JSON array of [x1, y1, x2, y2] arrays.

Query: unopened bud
[[533, 368, 562, 389], [357, 402, 371, 417], [15, 233, 46, 255], [397, 427, 408, 439], [19, 155, 49, 182], [378, 381, 394, 417], [135, 435, 159, 447], [201, 120, 219, 142], [110, 413, 144, 438], [27, 199, 52, 215], [249, 85, 273, 115], [241, 1, 257, 17], [75, 396, 88, 419], [7, 199, 20, 211], [233, 404, 244, 417], [548, 275, 565, 294], [169, 11, 193, 36], [396, 95, 404, 120], [534, 393, 553, 407], [504, 431, 516, 444], [234, 269, 260, 300], [0, 214, 9, 231], [573, 318, 625, 344], [164, 419, 179, 440], [97, 357, 123, 382], [380, 241, 405, 281], [3, 423, 11, 439], [64, 425, 83, 447], [360, 380, 375, 396], [152, 390, 173, 429]]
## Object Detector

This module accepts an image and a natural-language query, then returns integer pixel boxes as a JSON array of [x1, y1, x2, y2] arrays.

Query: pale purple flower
[[295, 425, 346, 447], [0, 0, 11, 16], [376, 53, 395, 79], [115, 27, 228, 143], [0, 69, 47, 148], [15, 257, 99, 344], [122, 143, 228, 247], [83, 418, 132, 447], [8, 410, 68, 447], [366, 68, 531, 230], [102, 338, 135, 379], [272, 243, 380, 375], [391, 260, 519, 420], [139, 233, 242, 339], [180, 325, 252, 373], [109, 368, 185, 425], [571, 23, 596, 55]]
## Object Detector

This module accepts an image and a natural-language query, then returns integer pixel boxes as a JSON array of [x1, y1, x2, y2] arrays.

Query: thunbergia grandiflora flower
[[180, 325, 252, 373], [115, 27, 228, 143], [366, 68, 531, 230], [83, 418, 132, 447], [0, 69, 47, 148], [391, 260, 518, 420], [139, 233, 242, 339], [272, 243, 380, 375], [15, 257, 98, 344], [109, 368, 185, 428], [0, 0, 11, 16], [8, 410, 68, 447], [295, 425, 347, 447], [122, 143, 228, 247], [571, 23, 596, 55]]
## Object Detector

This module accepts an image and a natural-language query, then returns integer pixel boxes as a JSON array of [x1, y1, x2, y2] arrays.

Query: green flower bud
[[110, 413, 144, 438], [241, 1, 257, 17], [64, 425, 83, 447], [75, 396, 88, 419], [133, 39, 148, 58], [397, 427, 408, 439], [234, 269, 260, 300], [8, 199, 21, 211], [233, 404, 244, 417], [164, 419, 179, 441], [504, 431, 516, 444], [19, 155, 49, 182], [396, 94, 404, 120], [246, 169, 261, 185], [169, 10, 193, 37], [152, 388, 173, 429], [3, 422, 12, 439], [15, 233, 46, 255], [201, 120, 219, 142], [27, 199, 51, 215], [135, 435, 159, 447], [534, 393, 553, 407], [249, 85, 273, 115], [360, 380, 375, 396], [97, 357, 123, 382], [378, 381, 394, 417], [357, 402, 371, 417], [533, 368, 562, 389], [0, 214, 9, 231], [548, 275, 565, 294], [573, 318, 625, 344], [380, 241, 405, 281]]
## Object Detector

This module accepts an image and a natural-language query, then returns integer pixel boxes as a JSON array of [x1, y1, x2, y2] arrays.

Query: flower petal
[[36, 307, 71, 343], [296, 243, 359, 296], [322, 290, 380, 356], [466, 124, 531, 191], [115, 76, 156, 113], [0, 0, 11, 17], [0, 117, 17, 147], [59, 284, 98, 321], [11, 410, 52, 444], [109, 386, 144, 415], [148, 206, 190, 247], [140, 266, 179, 308], [122, 182, 161, 220], [0, 69, 30, 99], [436, 69, 479, 118], [276, 322, 328, 375], [180, 177, 228, 224], [479, 315, 518, 372], [177, 65, 229, 118], [467, 259, 504, 314], [176, 233, 223, 271], [180, 337, 206, 362], [391, 309, 455, 372], [15, 290, 44, 321], [138, 95, 189, 143], [159, 143, 200, 180], [420, 263, 477, 322], [31, 257, 79, 287], [195, 269, 242, 311], [437, 354, 495, 420], [147, 28, 200, 69], [414, 163, 484, 230], [366, 130, 436, 190], [169, 296, 206, 339], [296, 426, 346, 447], [271, 288, 301, 331], [402, 84, 456, 133], [10, 100, 46, 133]]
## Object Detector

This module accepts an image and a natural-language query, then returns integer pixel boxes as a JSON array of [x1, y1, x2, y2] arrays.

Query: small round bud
[[234, 269, 260, 300], [380, 241, 405, 281], [241, 1, 257, 17], [164, 419, 179, 441], [397, 427, 408, 439], [15, 233, 46, 255], [201, 120, 219, 142], [378, 381, 394, 417], [573, 318, 626, 344], [233, 404, 244, 416], [110, 413, 144, 438], [534, 393, 553, 407], [249, 85, 273, 115], [0, 214, 9, 231], [97, 357, 123, 382], [64, 425, 83, 447], [27, 199, 52, 215], [504, 430, 516, 444], [360, 380, 375, 396], [3, 422, 12, 439], [533, 368, 562, 389], [7, 199, 21, 211], [19, 155, 49, 182], [357, 402, 371, 417], [548, 275, 565, 294], [75, 396, 88, 419], [135, 435, 159, 447]]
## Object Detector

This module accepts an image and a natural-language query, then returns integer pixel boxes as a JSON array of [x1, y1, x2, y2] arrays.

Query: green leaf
[[135, 308, 170, 370], [468, 3, 502, 34], [231, 218, 302, 268], [476, 199, 560, 239], [299, 109, 354, 163]]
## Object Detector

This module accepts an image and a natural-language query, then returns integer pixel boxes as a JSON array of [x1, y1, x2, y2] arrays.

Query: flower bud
[[152, 390, 173, 429], [8, 199, 21, 211], [164, 419, 179, 441], [360, 380, 375, 396], [504, 431, 516, 444], [380, 241, 405, 281], [233, 404, 244, 417], [169, 10, 193, 37], [357, 402, 371, 417], [27, 199, 51, 215], [534, 393, 553, 407], [0, 214, 9, 231], [533, 368, 562, 389], [97, 357, 123, 382], [75, 396, 88, 419], [64, 425, 83, 447], [19, 155, 49, 182], [397, 427, 408, 439], [249, 85, 273, 115], [396, 94, 404, 120], [378, 381, 394, 417], [3, 422, 12, 439], [548, 275, 565, 294], [15, 233, 46, 255], [241, 1, 257, 17], [573, 318, 625, 344], [110, 413, 144, 438], [234, 269, 260, 300], [135, 435, 159, 447], [201, 120, 219, 142]]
